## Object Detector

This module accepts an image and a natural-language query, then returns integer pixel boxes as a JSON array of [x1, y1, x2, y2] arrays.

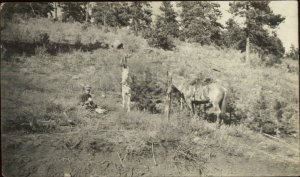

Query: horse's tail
[[221, 89, 227, 113]]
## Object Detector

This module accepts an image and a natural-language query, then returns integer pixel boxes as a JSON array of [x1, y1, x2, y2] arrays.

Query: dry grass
[[2, 17, 298, 135], [1, 17, 299, 177], [2, 17, 148, 51]]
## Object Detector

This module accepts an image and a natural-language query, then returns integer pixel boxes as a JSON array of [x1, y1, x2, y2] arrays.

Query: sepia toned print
[[1, 2, 299, 177]]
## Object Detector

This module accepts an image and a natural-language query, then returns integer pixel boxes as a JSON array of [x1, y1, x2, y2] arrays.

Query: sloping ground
[[1, 17, 149, 57], [1, 18, 299, 176], [1, 18, 127, 45], [1, 46, 299, 176], [1, 18, 148, 54]]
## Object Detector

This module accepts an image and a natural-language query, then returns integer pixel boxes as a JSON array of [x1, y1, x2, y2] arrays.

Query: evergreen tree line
[[1, 1, 297, 61]]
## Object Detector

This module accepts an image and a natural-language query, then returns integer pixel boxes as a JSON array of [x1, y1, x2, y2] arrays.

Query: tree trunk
[[54, 2, 57, 20], [134, 19, 138, 36], [85, 3, 89, 22], [29, 3, 36, 16], [246, 37, 250, 65], [245, 3, 251, 65], [103, 15, 106, 27]]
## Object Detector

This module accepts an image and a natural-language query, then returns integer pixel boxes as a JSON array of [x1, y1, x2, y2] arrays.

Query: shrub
[[130, 68, 165, 113], [34, 45, 48, 58], [246, 91, 279, 134], [263, 54, 282, 67], [147, 32, 175, 50]]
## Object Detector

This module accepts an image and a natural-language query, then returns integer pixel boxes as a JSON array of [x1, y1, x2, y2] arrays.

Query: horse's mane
[[189, 78, 201, 86], [189, 77, 213, 86]]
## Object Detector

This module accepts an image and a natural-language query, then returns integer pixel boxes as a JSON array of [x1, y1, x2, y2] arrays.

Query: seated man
[[79, 85, 98, 111]]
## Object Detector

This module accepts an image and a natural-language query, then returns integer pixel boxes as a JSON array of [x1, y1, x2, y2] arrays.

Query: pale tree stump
[[121, 54, 131, 112]]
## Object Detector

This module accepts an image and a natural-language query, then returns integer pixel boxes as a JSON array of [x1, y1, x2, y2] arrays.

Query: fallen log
[[262, 133, 288, 145]]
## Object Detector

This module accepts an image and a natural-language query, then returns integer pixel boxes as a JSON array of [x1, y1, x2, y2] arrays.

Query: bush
[[130, 67, 165, 113], [34, 45, 48, 58], [147, 30, 175, 50], [263, 54, 282, 67], [245, 91, 280, 134]]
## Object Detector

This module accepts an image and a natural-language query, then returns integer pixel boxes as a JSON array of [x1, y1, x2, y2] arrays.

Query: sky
[[151, 1, 299, 51]]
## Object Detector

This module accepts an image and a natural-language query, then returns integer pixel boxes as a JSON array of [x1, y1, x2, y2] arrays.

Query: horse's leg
[[198, 104, 201, 118], [195, 103, 200, 117], [182, 97, 192, 111], [192, 101, 200, 120], [203, 103, 206, 119], [218, 112, 223, 127], [198, 104, 202, 118], [213, 102, 222, 128], [191, 101, 195, 115], [216, 113, 221, 128]]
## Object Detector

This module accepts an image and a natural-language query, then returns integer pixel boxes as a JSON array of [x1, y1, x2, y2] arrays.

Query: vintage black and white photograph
[[1, 1, 299, 177]]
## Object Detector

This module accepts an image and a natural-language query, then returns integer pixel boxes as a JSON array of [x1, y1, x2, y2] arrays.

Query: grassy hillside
[[1, 18, 299, 177]]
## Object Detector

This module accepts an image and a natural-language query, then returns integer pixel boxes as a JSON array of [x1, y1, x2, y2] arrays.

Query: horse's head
[[167, 84, 184, 99]]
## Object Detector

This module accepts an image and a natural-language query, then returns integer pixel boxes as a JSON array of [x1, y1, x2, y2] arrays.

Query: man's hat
[[84, 85, 92, 91], [125, 53, 131, 58]]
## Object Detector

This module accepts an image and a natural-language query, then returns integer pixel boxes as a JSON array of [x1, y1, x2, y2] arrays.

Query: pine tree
[[92, 2, 130, 27], [177, 1, 223, 45], [59, 2, 87, 23], [223, 18, 245, 49], [148, 17, 175, 50], [53, 2, 58, 20], [128, 2, 152, 36], [1, 2, 54, 19], [286, 44, 299, 60], [229, 1, 285, 64], [158, 1, 179, 38], [148, 2, 178, 50], [92, 2, 110, 26]]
